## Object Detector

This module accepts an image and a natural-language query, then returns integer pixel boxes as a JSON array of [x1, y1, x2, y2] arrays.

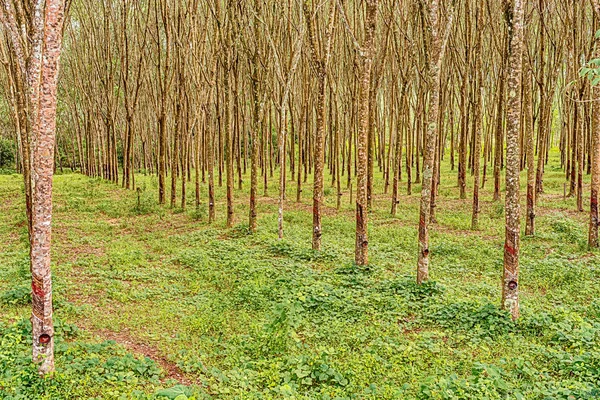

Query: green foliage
[[0, 319, 164, 399], [428, 302, 514, 337], [269, 240, 337, 262], [0, 283, 31, 306], [0, 137, 15, 169], [419, 363, 513, 399], [190, 204, 207, 221], [278, 352, 349, 389], [1, 155, 600, 399], [228, 223, 252, 238], [261, 300, 302, 355], [155, 385, 196, 400], [490, 202, 504, 219], [384, 278, 443, 303], [580, 55, 600, 86], [133, 184, 158, 215]]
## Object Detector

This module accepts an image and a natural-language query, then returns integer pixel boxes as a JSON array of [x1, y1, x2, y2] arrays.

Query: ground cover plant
[[1, 157, 599, 399]]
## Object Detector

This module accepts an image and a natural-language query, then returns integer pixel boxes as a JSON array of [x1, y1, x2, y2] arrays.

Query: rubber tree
[[0, 0, 69, 374], [502, 0, 525, 320]]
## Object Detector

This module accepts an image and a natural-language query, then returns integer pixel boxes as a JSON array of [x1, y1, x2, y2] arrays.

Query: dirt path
[[74, 320, 200, 386], [99, 328, 197, 386]]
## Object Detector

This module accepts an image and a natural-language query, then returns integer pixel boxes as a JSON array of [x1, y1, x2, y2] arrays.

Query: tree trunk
[[471, 2, 483, 229], [493, 36, 508, 202], [355, 0, 378, 266], [224, 49, 235, 228], [417, 0, 452, 283], [591, 80, 600, 246], [524, 61, 536, 236], [502, 0, 524, 320], [312, 76, 326, 248], [249, 66, 260, 232], [208, 107, 216, 223], [3, 0, 69, 375], [458, 78, 468, 199], [590, 3, 600, 247]]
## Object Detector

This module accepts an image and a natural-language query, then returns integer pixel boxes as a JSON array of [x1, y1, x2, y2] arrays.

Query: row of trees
[[1, 0, 599, 374], [51, 0, 599, 244]]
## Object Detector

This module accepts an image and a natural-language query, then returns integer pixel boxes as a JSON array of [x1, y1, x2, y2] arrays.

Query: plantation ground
[[1, 153, 600, 399]]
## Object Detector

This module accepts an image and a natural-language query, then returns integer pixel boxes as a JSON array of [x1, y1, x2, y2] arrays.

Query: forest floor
[[1, 153, 600, 399]]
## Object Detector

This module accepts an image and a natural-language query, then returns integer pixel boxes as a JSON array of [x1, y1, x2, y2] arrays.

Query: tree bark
[[524, 60, 535, 236], [471, 1, 483, 230], [590, 1, 600, 247], [249, 56, 260, 233], [353, 0, 378, 265], [591, 80, 600, 246], [305, 0, 335, 250], [502, 0, 524, 320], [1, 0, 67, 375], [417, 0, 452, 283]]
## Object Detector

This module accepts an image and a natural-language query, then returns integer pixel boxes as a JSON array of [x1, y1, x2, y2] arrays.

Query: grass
[[1, 150, 599, 399]]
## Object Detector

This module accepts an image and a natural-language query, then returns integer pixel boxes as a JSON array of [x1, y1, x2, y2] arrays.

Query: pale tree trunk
[[591, 80, 600, 246], [1, 0, 67, 375], [471, 1, 483, 230], [347, 0, 378, 265], [180, 98, 188, 210], [502, 0, 525, 320], [590, 1, 600, 248], [367, 81, 376, 210], [577, 92, 584, 212], [296, 94, 306, 203], [535, 1, 546, 198], [33, 0, 66, 375], [119, 0, 147, 191], [406, 103, 412, 195], [195, 119, 201, 210], [263, 111, 269, 196], [457, 0, 470, 201], [266, 18, 305, 239], [249, 65, 260, 232], [224, 44, 235, 228], [493, 36, 508, 202], [524, 59, 535, 236], [248, 0, 262, 233], [277, 106, 286, 239], [158, 112, 167, 204], [458, 78, 468, 199], [207, 59, 217, 224], [171, 97, 179, 208], [335, 102, 342, 210], [305, 0, 335, 250], [391, 85, 405, 216], [430, 115, 440, 223], [417, 0, 453, 283], [208, 107, 216, 223], [155, 0, 172, 205], [312, 75, 327, 247]]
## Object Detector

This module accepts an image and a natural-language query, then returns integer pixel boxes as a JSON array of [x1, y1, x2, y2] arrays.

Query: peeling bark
[[502, 0, 524, 320], [1, 0, 67, 375]]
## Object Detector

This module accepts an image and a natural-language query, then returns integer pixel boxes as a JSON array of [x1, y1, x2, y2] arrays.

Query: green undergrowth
[[1, 151, 599, 399], [0, 319, 164, 399]]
